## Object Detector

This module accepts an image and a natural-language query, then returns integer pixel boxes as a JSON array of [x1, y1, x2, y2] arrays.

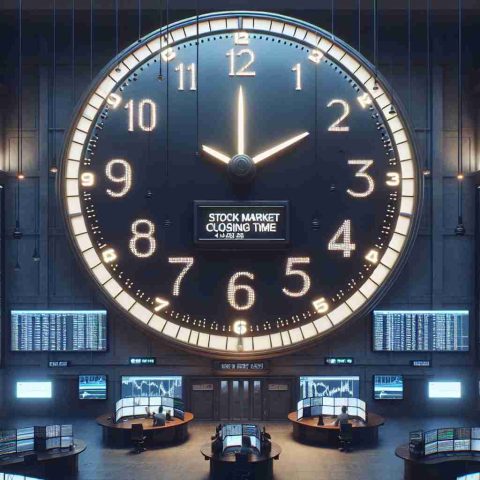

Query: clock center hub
[[228, 154, 256, 183]]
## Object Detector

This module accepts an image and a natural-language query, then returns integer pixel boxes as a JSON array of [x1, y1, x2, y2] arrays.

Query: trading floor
[[0, 415, 474, 480]]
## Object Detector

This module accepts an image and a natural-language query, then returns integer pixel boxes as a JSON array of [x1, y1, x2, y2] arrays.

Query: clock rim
[[57, 10, 424, 359]]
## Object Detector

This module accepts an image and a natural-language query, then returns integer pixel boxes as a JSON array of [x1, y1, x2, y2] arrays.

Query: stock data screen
[[11, 310, 107, 352], [373, 310, 469, 352], [299, 376, 360, 398], [121, 376, 183, 398]]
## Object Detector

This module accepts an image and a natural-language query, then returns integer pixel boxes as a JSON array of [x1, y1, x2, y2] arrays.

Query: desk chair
[[131, 423, 147, 454], [233, 452, 252, 480], [338, 423, 353, 452]]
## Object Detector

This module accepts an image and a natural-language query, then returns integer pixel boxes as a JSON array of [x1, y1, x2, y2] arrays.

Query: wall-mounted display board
[[10, 310, 107, 352], [373, 375, 404, 400], [300, 376, 360, 399], [78, 375, 107, 400], [121, 376, 182, 398], [16, 382, 52, 399], [428, 381, 462, 399], [59, 10, 422, 358], [373, 310, 469, 352]]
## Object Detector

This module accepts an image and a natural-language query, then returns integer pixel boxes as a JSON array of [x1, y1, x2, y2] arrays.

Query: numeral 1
[[292, 63, 302, 90]]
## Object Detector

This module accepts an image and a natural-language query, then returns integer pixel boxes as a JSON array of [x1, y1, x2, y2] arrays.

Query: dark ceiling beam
[[0, 0, 479, 11]]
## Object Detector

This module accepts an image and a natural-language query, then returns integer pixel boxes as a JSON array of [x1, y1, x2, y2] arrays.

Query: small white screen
[[16, 381, 52, 399]]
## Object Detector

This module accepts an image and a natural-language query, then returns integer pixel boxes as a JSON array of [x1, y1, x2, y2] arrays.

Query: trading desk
[[96, 412, 194, 447], [395, 444, 480, 480], [288, 412, 384, 446], [200, 441, 281, 480], [0, 439, 86, 480]]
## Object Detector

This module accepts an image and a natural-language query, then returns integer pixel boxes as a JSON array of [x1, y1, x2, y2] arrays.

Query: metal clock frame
[[58, 11, 423, 359]]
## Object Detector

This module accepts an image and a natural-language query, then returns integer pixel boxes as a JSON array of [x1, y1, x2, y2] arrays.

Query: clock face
[[60, 12, 421, 357]]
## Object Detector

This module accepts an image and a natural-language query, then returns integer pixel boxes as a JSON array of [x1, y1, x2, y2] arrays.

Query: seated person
[[145, 406, 152, 418], [317, 415, 324, 426], [235, 435, 252, 463], [333, 405, 350, 426], [153, 406, 166, 426], [211, 432, 223, 454]]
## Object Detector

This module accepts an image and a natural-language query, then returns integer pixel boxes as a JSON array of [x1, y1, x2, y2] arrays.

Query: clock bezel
[[58, 10, 423, 359]]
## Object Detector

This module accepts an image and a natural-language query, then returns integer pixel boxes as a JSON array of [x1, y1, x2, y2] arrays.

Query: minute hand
[[252, 131, 309, 164]]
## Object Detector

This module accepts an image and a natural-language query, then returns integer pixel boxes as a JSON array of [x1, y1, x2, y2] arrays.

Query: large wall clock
[[60, 11, 422, 358]]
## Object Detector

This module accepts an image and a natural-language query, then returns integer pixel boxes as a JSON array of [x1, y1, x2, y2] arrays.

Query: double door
[[188, 377, 294, 421]]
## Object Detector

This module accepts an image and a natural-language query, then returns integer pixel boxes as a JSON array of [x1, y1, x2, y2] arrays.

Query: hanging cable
[[138, 0, 142, 42], [115, 0, 121, 71], [165, 0, 169, 181], [90, 0, 93, 80], [455, 0, 465, 235], [14, 0, 23, 271], [425, 0, 432, 175], [195, 0, 199, 155], [50, 0, 58, 174], [373, 0, 378, 88], [158, 0, 163, 80], [72, 0, 75, 103], [407, 0, 412, 113], [357, 0, 361, 52], [331, 0, 335, 36]]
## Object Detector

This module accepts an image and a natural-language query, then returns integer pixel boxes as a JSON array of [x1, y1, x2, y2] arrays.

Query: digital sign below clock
[[59, 11, 421, 357], [194, 201, 289, 247]]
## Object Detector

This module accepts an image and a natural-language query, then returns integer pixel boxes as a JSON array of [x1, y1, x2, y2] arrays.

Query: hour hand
[[201, 145, 231, 164], [252, 132, 309, 164]]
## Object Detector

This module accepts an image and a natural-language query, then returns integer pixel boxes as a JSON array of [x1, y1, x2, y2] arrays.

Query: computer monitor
[[16, 427, 34, 454], [424, 442, 438, 455], [409, 430, 423, 442], [425, 430, 437, 443], [16, 381, 52, 399], [437, 440, 454, 453], [0, 430, 17, 457], [79, 375, 107, 400], [121, 376, 182, 398], [298, 408, 304, 420], [428, 381, 462, 399], [373, 375, 404, 400], [299, 376, 360, 398]]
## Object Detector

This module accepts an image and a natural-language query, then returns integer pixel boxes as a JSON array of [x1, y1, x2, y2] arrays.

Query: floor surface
[[1, 415, 478, 479]]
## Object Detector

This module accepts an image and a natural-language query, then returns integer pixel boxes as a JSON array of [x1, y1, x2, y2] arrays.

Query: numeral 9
[[105, 159, 132, 198]]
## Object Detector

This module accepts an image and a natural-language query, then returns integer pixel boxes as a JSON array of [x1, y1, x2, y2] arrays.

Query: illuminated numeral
[[154, 297, 169, 312], [124, 99, 157, 132], [168, 257, 194, 296], [105, 159, 132, 198], [102, 248, 117, 263], [327, 99, 350, 132], [308, 49, 323, 64], [291, 63, 302, 90], [228, 272, 255, 310], [347, 160, 374, 198], [161, 47, 176, 62], [129, 219, 156, 258], [328, 220, 356, 258], [175, 63, 197, 91], [386, 172, 400, 186], [226, 48, 256, 77], [80, 172, 95, 187], [106, 93, 122, 109], [312, 297, 329, 314], [232, 319, 248, 335], [234, 31, 249, 45], [282, 257, 311, 298], [357, 92, 372, 108], [365, 249, 379, 264]]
